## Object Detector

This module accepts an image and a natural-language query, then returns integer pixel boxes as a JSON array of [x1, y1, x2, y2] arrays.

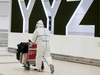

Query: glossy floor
[[0, 47, 100, 75]]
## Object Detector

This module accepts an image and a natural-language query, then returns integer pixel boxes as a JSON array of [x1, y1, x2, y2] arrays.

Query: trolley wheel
[[24, 66, 29, 70], [23, 65, 27, 70], [41, 61, 44, 70], [27, 61, 30, 70], [24, 61, 30, 71], [24, 66, 30, 70]]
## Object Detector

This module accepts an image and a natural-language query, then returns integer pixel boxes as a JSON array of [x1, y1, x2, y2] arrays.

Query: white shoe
[[50, 64, 54, 74]]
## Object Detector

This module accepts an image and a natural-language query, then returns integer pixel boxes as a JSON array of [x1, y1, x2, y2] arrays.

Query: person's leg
[[43, 47, 52, 66], [36, 44, 44, 71], [43, 45, 54, 74]]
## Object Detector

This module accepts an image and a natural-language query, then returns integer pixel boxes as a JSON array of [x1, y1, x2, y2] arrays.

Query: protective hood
[[36, 20, 44, 29]]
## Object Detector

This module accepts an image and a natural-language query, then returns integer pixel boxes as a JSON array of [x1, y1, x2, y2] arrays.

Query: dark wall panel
[[11, 0, 23, 33], [11, 0, 100, 37], [49, 0, 53, 6], [54, 0, 80, 35], [24, 0, 29, 7], [11, 0, 80, 34], [11, 0, 46, 33], [29, 0, 46, 33]]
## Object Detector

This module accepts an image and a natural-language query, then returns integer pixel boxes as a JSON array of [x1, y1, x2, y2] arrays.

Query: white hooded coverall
[[32, 20, 52, 70]]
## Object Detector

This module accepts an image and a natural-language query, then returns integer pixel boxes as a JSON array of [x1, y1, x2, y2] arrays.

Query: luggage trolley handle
[[28, 39, 35, 44], [28, 39, 37, 49]]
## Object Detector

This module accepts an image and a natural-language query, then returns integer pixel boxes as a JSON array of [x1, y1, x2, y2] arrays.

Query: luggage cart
[[17, 40, 44, 71]]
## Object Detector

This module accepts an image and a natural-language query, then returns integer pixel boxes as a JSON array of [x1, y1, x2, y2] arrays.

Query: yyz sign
[[12, 0, 94, 35]]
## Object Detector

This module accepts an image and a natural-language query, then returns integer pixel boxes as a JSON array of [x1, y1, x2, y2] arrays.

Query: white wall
[[8, 33, 100, 60], [0, 1, 10, 29], [8, 33, 33, 48], [50, 35, 100, 59], [0, 17, 9, 29]]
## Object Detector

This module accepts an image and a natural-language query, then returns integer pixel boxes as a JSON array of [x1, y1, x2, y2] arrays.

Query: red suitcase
[[27, 43, 37, 65], [20, 40, 44, 70]]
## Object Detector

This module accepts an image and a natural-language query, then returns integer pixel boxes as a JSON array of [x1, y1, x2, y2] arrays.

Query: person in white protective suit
[[32, 20, 54, 74]]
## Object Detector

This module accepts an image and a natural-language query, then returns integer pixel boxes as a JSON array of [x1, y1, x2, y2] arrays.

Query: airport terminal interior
[[0, 0, 100, 75]]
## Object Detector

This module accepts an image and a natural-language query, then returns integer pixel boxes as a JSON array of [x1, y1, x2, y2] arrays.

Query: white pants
[[36, 42, 52, 69]]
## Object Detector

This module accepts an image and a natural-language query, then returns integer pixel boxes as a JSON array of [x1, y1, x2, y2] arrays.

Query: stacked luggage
[[16, 40, 44, 70]]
